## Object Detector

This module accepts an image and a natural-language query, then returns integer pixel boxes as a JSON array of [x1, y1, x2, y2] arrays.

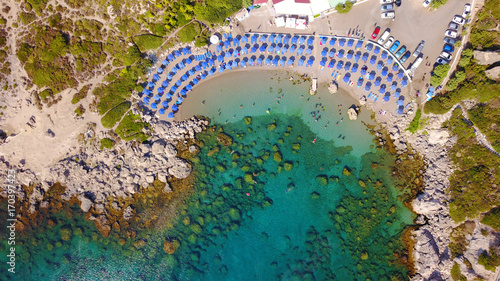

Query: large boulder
[[347, 106, 359, 120], [168, 158, 192, 179]]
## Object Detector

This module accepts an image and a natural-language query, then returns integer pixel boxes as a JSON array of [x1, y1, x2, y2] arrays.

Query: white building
[[272, 0, 333, 18]]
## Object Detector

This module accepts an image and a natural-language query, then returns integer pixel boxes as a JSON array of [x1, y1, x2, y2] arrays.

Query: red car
[[371, 27, 381, 40]]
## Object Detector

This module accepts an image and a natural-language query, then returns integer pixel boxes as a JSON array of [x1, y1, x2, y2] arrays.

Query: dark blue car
[[443, 44, 455, 53]]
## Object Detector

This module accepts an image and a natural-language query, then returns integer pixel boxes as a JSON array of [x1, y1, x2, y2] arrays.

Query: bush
[[407, 109, 422, 133], [478, 250, 500, 271], [194, 0, 242, 23], [132, 34, 164, 52], [335, 1, 353, 14], [481, 207, 500, 231], [177, 23, 200, 43], [430, 0, 448, 9], [451, 262, 467, 281], [115, 112, 149, 142], [430, 64, 450, 86], [100, 138, 115, 149], [74, 104, 85, 116], [101, 102, 131, 128], [71, 84, 91, 104]]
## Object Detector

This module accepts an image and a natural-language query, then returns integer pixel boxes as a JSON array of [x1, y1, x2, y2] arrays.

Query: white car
[[378, 29, 391, 45], [445, 29, 458, 38], [384, 36, 395, 49], [463, 3, 471, 17], [444, 37, 457, 45], [381, 11, 395, 19], [440, 51, 452, 61], [436, 57, 448, 64], [381, 4, 393, 11], [448, 22, 460, 30], [380, 0, 393, 3], [423, 0, 432, 7], [452, 15, 466, 25]]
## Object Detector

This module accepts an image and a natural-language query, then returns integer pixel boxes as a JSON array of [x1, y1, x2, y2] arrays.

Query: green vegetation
[[481, 207, 500, 231], [178, 22, 200, 43], [451, 262, 467, 281], [74, 104, 85, 117], [468, 104, 500, 151], [430, 0, 448, 9], [430, 64, 450, 87], [449, 221, 476, 258], [71, 85, 91, 104], [470, 0, 500, 50], [115, 112, 149, 142], [194, 0, 242, 23], [101, 102, 131, 129], [100, 138, 115, 149], [407, 109, 424, 133], [445, 70, 466, 91], [444, 109, 500, 222], [335, 1, 354, 14], [478, 250, 500, 271], [39, 89, 54, 103], [132, 34, 164, 52]]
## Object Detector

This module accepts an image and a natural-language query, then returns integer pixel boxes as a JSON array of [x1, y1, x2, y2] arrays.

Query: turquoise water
[[0, 71, 415, 280]]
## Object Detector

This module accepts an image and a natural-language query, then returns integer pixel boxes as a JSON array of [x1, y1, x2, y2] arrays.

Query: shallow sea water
[[1, 70, 414, 281]]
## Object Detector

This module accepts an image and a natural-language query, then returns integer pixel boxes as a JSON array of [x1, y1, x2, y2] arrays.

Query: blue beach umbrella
[[181, 74, 188, 81], [387, 74, 393, 82], [387, 57, 393, 65], [352, 64, 358, 73], [225, 51, 231, 58], [260, 35, 266, 42], [347, 40, 354, 48], [398, 71, 404, 79], [172, 104, 178, 111], [329, 50, 335, 57], [346, 52, 353, 60], [224, 40, 230, 48], [397, 106, 404, 115], [299, 37, 305, 44], [320, 37, 327, 45], [289, 45, 296, 53], [157, 87, 164, 94], [297, 47, 303, 56], [357, 78, 363, 87], [321, 50, 327, 57], [291, 36, 298, 44], [364, 83, 371, 91], [307, 59, 313, 67], [232, 61, 238, 68], [186, 58, 192, 65], [159, 108, 165, 115], [392, 64, 399, 72], [162, 80, 169, 88], [282, 46, 287, 54], [195, 65, 201, 71], [251, 46, 257, 53], [279, 58, 285, 66], [381, 51, 388, 60], [175, 80, 182, 87], [170, 86, 177, 92], [162, 100, 169, 107], [202, 61, 208, 69], [165, 93, 173, 100], [379, 87, 386, 94], [177, 97, 184, 104], [356, 40, 363, 49], [306, 47, 312, 55], [374, 78, 381, 87], [287, 58, 293, 65], [374, 47, 380, 54], [208, 68, 215, 75], [384, 94, 390, 102], [402, 79, 408, 87], [329, 38, 336, 46], [362, 53, 368, 62], [182, 48, 188, 55], [180, 89, 187, 96], [377, 62, 383, 71], [394, 89, 401, 98], [366, 43, 373, 51], [344, 62, 351, 71], [174, 50, 181, 58], [391, 84, 397, 91], [241, 60, 247, 67], [192, 78, 199, 85], [233, 38, 239, 47], [151, 102, 157, 109], [284, 35, 290, 45], [153, 74, 160, 81], [166, 73, 173, 80], [307, 38, 314, 46], [157, 67, 164, 74], [298, 59, 304, 66], [241, 35, 248, 43], [260, 45, 266, 52], [320, 60, 326, 67], [382, 69, 388, 76], [339, 39, 345, 47], [256, 57, 262, 65], [216, 45, 223, 53], [272, 58, 278, 66], [218, 55, 223, 62], [276, 34, 282, 44], [242, 46, 248, 54], [186, 84, 192, 91], [328, 60, 335, 68], [370, 57, 376, 65], [208, 59, 215, 66], [178, 62, 185, 69], [225, 63, 232, 70], [369, 72, 375, 80], [251, 35, 257, 44], [188, 69, 195, 76], [355, 52, 361, 62], [168, 112, 175, 118], [265, 58, 271, 65], [143, 97, 150, 103], [167, 54, 174, 61], [269, 35, 275, 43], [343, 75, 350, 83], [249, 58, 255, 65], [219, 66, 224, 72], [268, 45, 275, 53], [337, 61, 343, 70], [338, 50, 344, 59]]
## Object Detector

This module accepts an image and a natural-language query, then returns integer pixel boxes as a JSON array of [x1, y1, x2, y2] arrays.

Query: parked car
[[423, 0, 432, 7], [378, 29, 391, 45], [389, 40, 400, 53], [448, 22, 460, 30], [381, 4, 393, 11], [371, 27, 381, 39], [443, 44, 455, 53], [413, 40, 425, 57], [440, 51, 452, 61], [395, 45, 406, 58], [436, 57, 448, 64], [381, 11, 395, 19], [395, 0, 401, 6], [463, 3, 471, 18], [443, 37, 457, 45], [380, 0, 393, 3], [400, 51, 411, 63], [445, 29, 458, 38], [384, 36, 395, 49], [452, 15, 466, 25]]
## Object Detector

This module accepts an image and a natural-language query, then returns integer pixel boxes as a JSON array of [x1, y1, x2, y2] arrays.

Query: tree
[[336, 1, 353, 14]]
